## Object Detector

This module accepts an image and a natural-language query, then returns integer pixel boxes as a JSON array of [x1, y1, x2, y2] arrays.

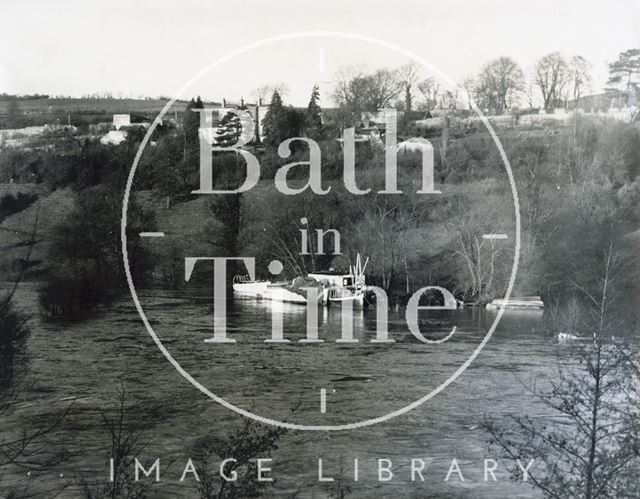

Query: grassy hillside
[[0, 186, 215, 282], [0, 97, 193, 129], [0, 186, 75, 275]]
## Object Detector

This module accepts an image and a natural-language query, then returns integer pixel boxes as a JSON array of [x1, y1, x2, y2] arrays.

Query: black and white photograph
[[1, 1, 639, 497]]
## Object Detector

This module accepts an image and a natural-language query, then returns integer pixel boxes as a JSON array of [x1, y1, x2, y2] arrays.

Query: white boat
[[233, 255, 368, 306], [486, 296, 544, 311], [232, 277, 315, 304], [556, 332, 586, 343]]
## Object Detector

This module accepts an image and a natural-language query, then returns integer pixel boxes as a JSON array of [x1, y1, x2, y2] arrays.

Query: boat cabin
[[307, 272, 353, 288]]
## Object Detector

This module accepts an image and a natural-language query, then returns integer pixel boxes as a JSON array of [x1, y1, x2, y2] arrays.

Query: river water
[[3, 284, 568, 498]]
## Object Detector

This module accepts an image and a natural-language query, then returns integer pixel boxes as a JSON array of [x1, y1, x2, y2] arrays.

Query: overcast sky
[[1, 0, 638, 106]]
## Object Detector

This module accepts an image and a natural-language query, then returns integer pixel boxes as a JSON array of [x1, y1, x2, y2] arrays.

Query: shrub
[[38, 272, 110, 319], [38, 185, 154, 319]]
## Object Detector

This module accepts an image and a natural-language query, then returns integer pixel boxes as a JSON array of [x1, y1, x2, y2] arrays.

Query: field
[[0, 97, 193, 128]]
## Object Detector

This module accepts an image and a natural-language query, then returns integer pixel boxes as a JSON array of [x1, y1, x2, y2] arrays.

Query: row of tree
[[329, 48, 640, 120], [463, 53, 593, 111]]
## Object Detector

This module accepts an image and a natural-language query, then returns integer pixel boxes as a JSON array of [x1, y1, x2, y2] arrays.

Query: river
[[2, 283, 568, 498]]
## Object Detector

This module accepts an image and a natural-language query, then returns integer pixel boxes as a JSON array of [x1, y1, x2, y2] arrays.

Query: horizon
[[1, 0, 638, 107]]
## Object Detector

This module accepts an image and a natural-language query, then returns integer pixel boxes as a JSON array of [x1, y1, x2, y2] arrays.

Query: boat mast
[[352, 253, 368, 290]]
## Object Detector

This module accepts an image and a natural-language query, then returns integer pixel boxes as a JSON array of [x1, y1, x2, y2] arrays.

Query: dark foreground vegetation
[[485, 243, 640, 499]]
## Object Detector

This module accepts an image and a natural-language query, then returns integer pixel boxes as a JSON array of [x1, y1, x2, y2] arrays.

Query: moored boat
[[486, 296, 544, 311], [233, 255, 369, 306]]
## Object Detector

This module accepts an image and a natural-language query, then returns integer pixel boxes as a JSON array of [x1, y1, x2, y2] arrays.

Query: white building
[[113, 114, 131, 130]]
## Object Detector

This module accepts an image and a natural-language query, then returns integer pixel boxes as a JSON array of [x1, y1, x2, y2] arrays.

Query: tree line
[[330, 48, 640, 119]]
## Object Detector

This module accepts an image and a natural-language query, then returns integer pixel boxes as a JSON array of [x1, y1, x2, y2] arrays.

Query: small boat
[[556, 332, 585, 343], [486, 296, 544, 311], [231, 277, 308, 304], [233, 254, 369, 306]]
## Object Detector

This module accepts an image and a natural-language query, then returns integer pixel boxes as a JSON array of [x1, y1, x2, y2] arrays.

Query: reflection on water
[[4, 285, 563, 498]]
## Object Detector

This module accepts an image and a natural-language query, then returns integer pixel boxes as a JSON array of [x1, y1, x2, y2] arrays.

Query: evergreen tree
[[183, 96, 204, 161], [215, 111, 243, 147], [305, 84, 323, 140], [607, 48, 640, 104], [181, 96, 204, 191], [261, 90, 287, 150]]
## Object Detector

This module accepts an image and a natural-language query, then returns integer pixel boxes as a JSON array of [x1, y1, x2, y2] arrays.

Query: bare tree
[[78, 384, 154, 499], [349, 192, 423, 292], [397, 62, 420, 112], [332, 66, 371, 125], [192, 400, 301, 499], [443, 191, 512, 301], [0, 395, 72, 472], [251, 85, 271, 106], [459, 76, 476, 110], [1, 207, 35, 379], [439, 88, 458, 110], [332, 66, 401, 124], [192, 418, 287, 499], [569, 55, 592, 104], [367, 68, 402, 109], [475, 57, 524, 111], [535, 52, 570, 109], [251, 83, 289, 105], [0, 210, 75, 499], [418, 77, 441, 113], [523, 72, 538, 110], [325, 456, 353, 498], [485, 243, 640, 499]]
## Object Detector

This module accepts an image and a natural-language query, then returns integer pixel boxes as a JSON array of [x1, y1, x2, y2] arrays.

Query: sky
[[1, 0, 638, 106]]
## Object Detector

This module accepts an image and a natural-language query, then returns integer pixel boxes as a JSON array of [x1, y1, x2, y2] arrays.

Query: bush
[[193, 419, 288, 499], [39, 185, 154, 319], [38, 272, 111, 319]]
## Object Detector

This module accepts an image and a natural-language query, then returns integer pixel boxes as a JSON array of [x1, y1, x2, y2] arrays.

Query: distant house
[[112, 113, 151, 130], [113, 114, 131, 130], [335, 111, 394, 145], [360, 110, 397, 128], [336, 127, 382, 145]]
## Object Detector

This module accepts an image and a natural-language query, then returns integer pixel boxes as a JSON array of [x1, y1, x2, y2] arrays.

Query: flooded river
[[3, 284, 568, 498]]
